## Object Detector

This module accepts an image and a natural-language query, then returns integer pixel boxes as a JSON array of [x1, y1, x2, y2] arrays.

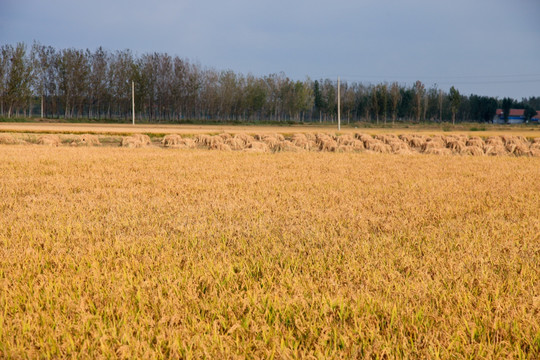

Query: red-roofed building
[[494, 108, 538, 123]]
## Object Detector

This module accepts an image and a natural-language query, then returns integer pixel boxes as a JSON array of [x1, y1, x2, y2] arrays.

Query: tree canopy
[[0, 42, 537, 123]]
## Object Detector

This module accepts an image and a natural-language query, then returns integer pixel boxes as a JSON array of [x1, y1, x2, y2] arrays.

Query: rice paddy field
[[0, 125, 539, 358]]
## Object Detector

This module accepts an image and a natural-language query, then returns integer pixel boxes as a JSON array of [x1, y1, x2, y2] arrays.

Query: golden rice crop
[[1, 146, 538, 359]]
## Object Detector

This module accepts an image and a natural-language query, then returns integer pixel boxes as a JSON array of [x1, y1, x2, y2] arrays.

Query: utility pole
[[132, 81, 135, 125], [337, 76, 341, 131]]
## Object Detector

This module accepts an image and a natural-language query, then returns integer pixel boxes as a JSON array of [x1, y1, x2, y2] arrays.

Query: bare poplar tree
[[413, 80, 425, 122], [390, 82, 401, 124]]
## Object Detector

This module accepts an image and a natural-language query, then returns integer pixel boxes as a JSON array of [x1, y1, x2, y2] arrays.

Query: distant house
[[533, 111, 540, 122], [493, 109, 529, 124]]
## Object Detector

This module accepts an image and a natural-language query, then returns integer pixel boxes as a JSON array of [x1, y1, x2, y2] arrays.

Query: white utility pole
[[337, 76, 341, 131], [132, 81, 135, 125]]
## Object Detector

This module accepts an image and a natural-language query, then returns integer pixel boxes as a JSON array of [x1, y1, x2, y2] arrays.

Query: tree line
[[1, 42, 538, 123]]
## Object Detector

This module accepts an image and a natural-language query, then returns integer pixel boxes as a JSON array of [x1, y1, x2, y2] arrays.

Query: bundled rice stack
[[355, 133, 374, 144], [195, 134, 226, 148], [37, 134, 61, 146], [259, 134, 282, 151], [315, 133, 337, 152], [502, 135, 527, 147], [466, 136, 485, 149], [365, 139, 391, 153], [320, 138, 338, 152], [161, 134, 183, 147], [530, 140, 540, 157], [387, 139, 409, 153], [484, 146, 506, 156], [291, 133, 311, 150], [275, 140, 301, 152], [445, 138, 466, 153], [400, 134, 425, 149], [335, 144, 355, 152], [394, 148, 415, 155], [70, 134, 100, 147], [195, 134, 213, 147], [0, 133, 18, 145], [234, 134, 255, 147], [423, 147, 452, 155], [208, 136, 227, 150], [337, 134, 356, 146], [121, 134, 151, 148], [225, 137, 245, 150], [349, 139, 365, 151], [211, 143, 232, 151], [421, 137, 445, 153], [463, 146, 484, 156], [506, 143, 530, 156], [81, 134, 100, 146], [162, 134, 196, 149], [245, 141, 269, 153], [501, 136, 530, 156], [219, 133, 232, 140], [375, 134, 399, 145], [485, 136, 504, 147]]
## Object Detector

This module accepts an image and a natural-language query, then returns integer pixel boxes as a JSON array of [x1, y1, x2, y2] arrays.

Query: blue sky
[[1, 0, 539, 99]]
